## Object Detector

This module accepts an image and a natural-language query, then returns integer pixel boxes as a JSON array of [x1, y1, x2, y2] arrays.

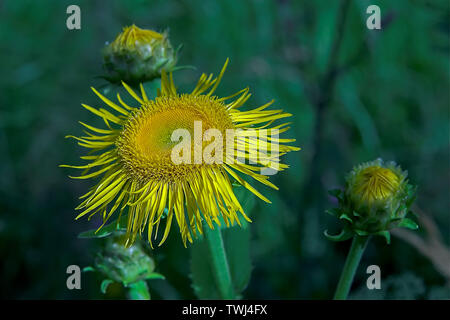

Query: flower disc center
[[117, 94, 234, 182]]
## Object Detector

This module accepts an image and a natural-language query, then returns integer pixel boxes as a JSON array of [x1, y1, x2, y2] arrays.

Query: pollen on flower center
[[117, 94, 234, 183], [353, 166, 400, 202]]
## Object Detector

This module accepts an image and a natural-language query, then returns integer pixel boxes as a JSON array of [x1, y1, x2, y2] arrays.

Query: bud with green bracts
[[325, 158, 418, 244], [102, 25, 179, 85], [84, 231, 164, 294]]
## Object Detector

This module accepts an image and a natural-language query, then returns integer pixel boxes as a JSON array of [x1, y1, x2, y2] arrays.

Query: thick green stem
[[333, 235, 369, 300], [204, 226, 235, 299], [127, 280, 150, 300]]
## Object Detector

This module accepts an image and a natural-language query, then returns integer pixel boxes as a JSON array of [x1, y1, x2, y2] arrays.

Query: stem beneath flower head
[[127, 280, 151, 300], [204, 225, 235, 300], [333, 235, 370, 300]]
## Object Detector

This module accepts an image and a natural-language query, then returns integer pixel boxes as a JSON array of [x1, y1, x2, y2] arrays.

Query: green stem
[[204, 226, 235, 299], [333, 235, 369, 300], [127, 280, 150, 300]]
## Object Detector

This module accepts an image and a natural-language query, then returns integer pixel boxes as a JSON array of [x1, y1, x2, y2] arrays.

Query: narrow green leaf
[[223, 221, 252, 295], [190, 235, 220, 299], [398, 218, 419, 230], [145, 272, 166, 280]]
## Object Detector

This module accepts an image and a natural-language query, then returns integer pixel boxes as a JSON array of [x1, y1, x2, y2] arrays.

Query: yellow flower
[[62, 60, 300, 247], [103, 25, 178, 84]]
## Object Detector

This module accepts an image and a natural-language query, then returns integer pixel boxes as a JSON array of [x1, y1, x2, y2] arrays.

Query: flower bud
[[92, 231, 161, 286], [326, 159, 417, 243], [102, 24, 178, 85]]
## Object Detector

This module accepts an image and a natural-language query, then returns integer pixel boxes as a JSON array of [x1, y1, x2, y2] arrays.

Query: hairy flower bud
[[326, 159, 417, 243], [102, 24, 178, 85], [91, 232, 163, 287]]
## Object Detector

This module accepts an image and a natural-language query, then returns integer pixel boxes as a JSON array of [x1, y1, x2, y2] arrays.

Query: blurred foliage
[[0, 0, 448, 299], [351, 272, 450, 300]]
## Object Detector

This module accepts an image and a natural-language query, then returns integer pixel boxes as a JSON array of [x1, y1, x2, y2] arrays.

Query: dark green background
[[0, 0, 448, 299]]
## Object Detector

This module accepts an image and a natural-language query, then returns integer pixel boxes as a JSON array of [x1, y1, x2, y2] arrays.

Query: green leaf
[[223, 221, 252, 295], [398, 218, 419, 230], [190, 235, 220, 299], [337, 75, 381, 150], [190, 221, 252, 299], [145, 272, 165, 280]]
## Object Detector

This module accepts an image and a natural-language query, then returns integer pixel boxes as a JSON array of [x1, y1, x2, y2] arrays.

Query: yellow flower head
[[63, 60, 300, 248], [103, 25, 178, 84]]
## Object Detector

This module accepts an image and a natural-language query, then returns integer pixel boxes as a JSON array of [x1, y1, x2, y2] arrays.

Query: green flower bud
[[326, 159, 417, 242], [102, 24, 178, 85], [92, 231, 162, 286]]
